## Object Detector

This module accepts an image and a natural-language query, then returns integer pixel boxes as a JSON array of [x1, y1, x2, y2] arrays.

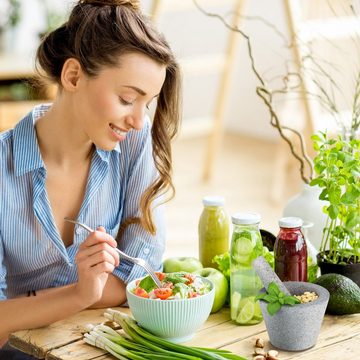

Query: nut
[[267, 350, 279, 357], [253, 356, 266, 360], [255, 338, 265, 348], [254, 348, 266, 356], [294, 291, 318, 303], [266, 357, 279, 360]]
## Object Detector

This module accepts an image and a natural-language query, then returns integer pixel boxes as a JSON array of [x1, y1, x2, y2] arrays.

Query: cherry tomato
[[154, 287, 173, 300], [184, 273, 196, 284], [155, 272, 166, 281], [134, 287, 149, 298]]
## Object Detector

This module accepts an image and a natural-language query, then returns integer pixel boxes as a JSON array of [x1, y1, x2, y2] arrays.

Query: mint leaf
[[284, 296, 301, 305], [267, 282, 280, 296], [255, 293, 267, 301], [264, 294, 278, 302], [139, 276, 156, 292], [267, 301, 281, 316]]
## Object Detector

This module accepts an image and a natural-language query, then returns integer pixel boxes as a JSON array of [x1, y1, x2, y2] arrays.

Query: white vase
[[301, 222, 318, 263], [283, 184, 328, 250]]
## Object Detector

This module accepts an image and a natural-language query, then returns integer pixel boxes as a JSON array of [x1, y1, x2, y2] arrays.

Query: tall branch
[[193, 0, 313, 183]]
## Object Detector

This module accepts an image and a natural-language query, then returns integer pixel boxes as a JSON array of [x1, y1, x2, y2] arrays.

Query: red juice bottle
[[274, 217, 307, 282]]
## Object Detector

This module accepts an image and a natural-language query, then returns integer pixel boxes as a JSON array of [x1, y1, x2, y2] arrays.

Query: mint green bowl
[[126, 277, 215, 343]]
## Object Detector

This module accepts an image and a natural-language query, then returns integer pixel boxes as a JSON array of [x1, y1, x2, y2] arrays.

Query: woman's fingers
[[77, 251, 117, 273], [90, 261, 116, 275], [79, 228, 117, 249], [76, 242, 119, 266], [76, 227, 120, 266]]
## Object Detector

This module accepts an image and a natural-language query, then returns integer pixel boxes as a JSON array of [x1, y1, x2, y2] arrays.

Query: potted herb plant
[[310, 132, 360, 286]]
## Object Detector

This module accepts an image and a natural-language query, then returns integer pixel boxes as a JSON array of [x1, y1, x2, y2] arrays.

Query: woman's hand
[[74, 226, 120, 306]]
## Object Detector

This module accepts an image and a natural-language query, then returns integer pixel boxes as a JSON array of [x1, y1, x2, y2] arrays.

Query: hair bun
[[79, 0, 140, 11]]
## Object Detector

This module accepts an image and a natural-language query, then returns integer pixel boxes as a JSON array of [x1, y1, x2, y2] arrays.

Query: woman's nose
[[126, 106, 146, 131]]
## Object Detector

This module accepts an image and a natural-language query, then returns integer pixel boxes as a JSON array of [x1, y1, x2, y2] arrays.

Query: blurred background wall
[[1, 0, 358, 256], [0, 0, 294, 140]]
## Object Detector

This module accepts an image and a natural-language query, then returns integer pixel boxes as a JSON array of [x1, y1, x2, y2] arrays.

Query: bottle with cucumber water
[[230, 212, 263, 325]]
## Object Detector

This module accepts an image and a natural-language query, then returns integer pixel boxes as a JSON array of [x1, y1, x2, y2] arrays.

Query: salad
[[132, 271, 211, 300]]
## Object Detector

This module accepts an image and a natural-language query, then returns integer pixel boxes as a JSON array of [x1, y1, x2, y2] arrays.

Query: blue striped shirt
[[0, 104, 165, 300]]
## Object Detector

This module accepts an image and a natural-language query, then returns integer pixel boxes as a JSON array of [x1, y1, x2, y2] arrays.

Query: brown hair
[[36, 0, 181, 235]]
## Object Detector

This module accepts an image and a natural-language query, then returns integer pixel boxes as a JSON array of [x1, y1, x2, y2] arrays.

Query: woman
[[0, 0, 181, 357]]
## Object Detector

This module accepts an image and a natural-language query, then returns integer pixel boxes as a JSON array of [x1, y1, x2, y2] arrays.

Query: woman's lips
[[110, 123, 127, 136]]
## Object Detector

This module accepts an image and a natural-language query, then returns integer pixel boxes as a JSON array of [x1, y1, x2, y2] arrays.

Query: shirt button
[[143, 248, 150, 255], [75, 228, 82, 235]]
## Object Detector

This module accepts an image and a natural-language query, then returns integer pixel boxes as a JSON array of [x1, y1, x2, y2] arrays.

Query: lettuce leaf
[[212, 253, 230, 281], [172, 283, 190, 299]]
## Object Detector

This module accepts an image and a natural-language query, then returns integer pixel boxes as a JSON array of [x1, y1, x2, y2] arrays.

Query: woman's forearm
[[89, 274, 127, 309], [0, 274, 127, 338], [0, 284, 86, 339], [35, 275, 126, 308]]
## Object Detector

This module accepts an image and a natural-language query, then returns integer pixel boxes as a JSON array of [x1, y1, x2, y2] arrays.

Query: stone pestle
[[252, 256, 290, 295]]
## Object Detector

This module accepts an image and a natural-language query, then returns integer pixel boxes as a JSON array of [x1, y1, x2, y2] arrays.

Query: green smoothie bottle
[[230, 212, 263, 325], [198, 196, 230, 268]]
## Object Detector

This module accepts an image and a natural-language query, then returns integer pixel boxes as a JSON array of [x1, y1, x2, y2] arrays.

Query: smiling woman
[[0, 0, 181, 358]]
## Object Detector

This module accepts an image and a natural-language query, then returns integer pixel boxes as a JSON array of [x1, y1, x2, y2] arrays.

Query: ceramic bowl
[[259, 281, 329, 351], [126, 276, 215, 343]]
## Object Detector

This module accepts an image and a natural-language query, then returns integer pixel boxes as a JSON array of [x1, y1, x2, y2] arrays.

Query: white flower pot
[[283, 184, 328, 250]]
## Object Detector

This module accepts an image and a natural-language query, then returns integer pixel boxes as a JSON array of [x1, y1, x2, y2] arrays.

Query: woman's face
[[74, 52, 166, 151]]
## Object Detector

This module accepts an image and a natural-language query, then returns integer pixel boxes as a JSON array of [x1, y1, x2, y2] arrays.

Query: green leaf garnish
[[267, 282, 280, 296], [256, 282, 301, 316], [139, 276, 156, 292], [267, 301, 281, 315]]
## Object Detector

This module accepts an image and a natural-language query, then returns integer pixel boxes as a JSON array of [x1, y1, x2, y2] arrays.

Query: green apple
[[163, 257, 203, 273], [193, 267, 229, 313]]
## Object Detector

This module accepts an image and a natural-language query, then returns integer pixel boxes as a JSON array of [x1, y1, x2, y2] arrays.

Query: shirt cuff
[[112, 238, 164, 285]]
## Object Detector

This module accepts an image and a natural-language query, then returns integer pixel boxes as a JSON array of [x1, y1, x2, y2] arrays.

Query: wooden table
[[9, 307, 360, 359]]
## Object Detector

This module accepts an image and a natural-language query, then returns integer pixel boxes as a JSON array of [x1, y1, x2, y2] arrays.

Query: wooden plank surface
[[9, 308, 131, 359], [222, 313, 360, 359], [9, 307, 360, 359]]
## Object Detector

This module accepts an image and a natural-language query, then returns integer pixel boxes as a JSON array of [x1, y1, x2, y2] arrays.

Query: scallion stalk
[[105, 310, 226, 360], [85, 309, 247, 360]]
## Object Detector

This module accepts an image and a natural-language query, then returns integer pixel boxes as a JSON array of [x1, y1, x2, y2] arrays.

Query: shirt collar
[[13, 105, 46, 176], [96, 142, 121, 162], [13, 104, 121, 176]]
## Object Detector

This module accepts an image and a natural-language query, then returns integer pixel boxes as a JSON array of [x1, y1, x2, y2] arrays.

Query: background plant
[[310, 132, 360, 264]]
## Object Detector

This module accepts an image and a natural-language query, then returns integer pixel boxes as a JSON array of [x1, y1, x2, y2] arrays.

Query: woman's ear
[[61, 58, 83, 91]]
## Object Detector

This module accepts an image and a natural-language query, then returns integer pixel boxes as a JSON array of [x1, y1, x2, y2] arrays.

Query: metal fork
[[64, 217, 162, 288]]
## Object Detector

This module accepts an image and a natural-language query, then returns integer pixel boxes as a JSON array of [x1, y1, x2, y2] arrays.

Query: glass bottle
[[274, 217, 308, 282], [230, 212, 263, 325], [198, 196, 230, 268]]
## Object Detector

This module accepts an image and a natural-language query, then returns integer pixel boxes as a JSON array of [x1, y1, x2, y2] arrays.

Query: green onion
[[84, 309, 247, 360]]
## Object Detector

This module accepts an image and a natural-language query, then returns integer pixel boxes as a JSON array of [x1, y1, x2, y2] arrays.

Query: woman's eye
[[119, 97, 134, 106], [146, 100, 154, 110]]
